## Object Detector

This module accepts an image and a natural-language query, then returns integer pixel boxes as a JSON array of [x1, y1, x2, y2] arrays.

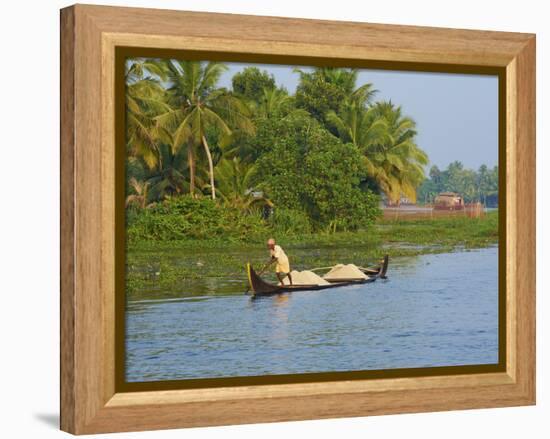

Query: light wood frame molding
[[60, 4, 536, 434]]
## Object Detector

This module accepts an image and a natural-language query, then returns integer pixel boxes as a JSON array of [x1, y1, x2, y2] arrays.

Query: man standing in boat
[[267, 238, 292, 286]]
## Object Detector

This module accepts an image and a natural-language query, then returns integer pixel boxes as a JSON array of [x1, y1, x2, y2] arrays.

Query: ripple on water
[[126, 247, 499, 381]]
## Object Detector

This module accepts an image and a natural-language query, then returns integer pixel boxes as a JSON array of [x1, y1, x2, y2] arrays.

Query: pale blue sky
[[218, 63, 499, 170]]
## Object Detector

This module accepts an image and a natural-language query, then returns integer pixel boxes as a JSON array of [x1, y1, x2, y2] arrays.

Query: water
[[125, 247, 498, 382]]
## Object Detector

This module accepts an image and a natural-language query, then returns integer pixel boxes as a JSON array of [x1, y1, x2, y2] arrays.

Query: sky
[[218, 63, 499, 170]]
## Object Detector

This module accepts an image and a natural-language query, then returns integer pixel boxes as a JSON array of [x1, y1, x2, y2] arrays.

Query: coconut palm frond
[[210, 158, 270, 211]]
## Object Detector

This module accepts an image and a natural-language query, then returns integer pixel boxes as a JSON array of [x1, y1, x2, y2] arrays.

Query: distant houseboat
[[433, 192, 464, 210]]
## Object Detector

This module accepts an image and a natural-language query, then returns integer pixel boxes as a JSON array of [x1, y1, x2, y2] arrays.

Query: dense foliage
[[232, 67, 276, 102], [127, 196, 266, 243], [125, 59, 429, 242], [255, 114, 380, 231], [417, 161, 499, 206]]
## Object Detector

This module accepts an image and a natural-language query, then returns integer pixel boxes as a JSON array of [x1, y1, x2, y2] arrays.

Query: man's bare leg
[[276, 272, 292, 286]]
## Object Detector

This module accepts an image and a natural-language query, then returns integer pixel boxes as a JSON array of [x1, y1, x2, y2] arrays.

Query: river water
[[125, 246, 499, 382]]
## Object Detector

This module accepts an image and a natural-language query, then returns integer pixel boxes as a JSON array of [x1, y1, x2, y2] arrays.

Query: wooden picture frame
[[60, 4, 536, 434]]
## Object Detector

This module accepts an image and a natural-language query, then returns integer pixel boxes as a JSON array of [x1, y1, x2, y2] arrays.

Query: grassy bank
[[376, 210, 498, 252], [126, 211, 498, 299], [128, 211, 498, 255]]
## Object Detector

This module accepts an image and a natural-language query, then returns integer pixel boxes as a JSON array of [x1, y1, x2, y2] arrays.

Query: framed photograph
[[60, 4, 536, 434]]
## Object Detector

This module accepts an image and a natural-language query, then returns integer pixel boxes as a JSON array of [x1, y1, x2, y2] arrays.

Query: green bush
[[269, 208, 312, 236], [127, 196, 267, 244]]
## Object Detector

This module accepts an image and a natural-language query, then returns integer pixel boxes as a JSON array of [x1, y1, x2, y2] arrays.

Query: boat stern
[[246, 263, 254, 294]]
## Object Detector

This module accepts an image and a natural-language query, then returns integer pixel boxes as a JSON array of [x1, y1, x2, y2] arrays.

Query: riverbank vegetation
[[417, 161, 499, 206], [127, 211, 498, 298], [125, 59, 430, 241]]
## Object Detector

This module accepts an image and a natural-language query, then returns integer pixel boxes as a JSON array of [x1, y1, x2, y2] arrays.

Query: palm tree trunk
[[188, 141, 195, 197], [201, 135, 216, 200]]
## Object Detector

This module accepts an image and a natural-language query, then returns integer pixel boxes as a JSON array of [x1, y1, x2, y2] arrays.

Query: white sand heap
[[322, 264, 368, 281], [282, 270, 330, 286]]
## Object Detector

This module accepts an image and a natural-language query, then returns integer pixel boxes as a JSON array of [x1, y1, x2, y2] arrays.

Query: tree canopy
[[232, 67, 276, 103], [125, 60, 433, 239]]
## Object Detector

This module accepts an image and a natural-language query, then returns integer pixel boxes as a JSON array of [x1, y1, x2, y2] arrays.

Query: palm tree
[[477, 164, 490, 204], [125, 177, 153, 209], [367, 102, 428, 203], [254, 87, 310, 120], [211, 158, 272, 212], [155, 60, 254, 199], [326, 99, 387, 151], [294, 67, 377, 115], [125, 59, 171, 169], [328, 97, 427, 203], [145, 143, 192, 202], [295, 67, 376, 98], [256, 87, 291, 119]]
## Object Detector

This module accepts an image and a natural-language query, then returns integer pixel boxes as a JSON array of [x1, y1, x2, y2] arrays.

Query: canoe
[[246, 255, 389, 296]]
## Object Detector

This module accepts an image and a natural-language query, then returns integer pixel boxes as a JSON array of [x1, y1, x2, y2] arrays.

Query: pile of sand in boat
[[281, 264, 368, 286]]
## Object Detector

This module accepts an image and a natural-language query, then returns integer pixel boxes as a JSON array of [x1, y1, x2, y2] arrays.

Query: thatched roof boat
[[434, 192, 465, 210], [247, 255, 389, 296]]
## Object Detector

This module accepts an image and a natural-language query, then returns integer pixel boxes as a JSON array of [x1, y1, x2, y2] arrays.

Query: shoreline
[[128, 211, 498, 252], [126, 212, 498, 299]]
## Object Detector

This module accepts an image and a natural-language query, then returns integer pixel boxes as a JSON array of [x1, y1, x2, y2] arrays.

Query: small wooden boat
[[247, 255, 389, 296]]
